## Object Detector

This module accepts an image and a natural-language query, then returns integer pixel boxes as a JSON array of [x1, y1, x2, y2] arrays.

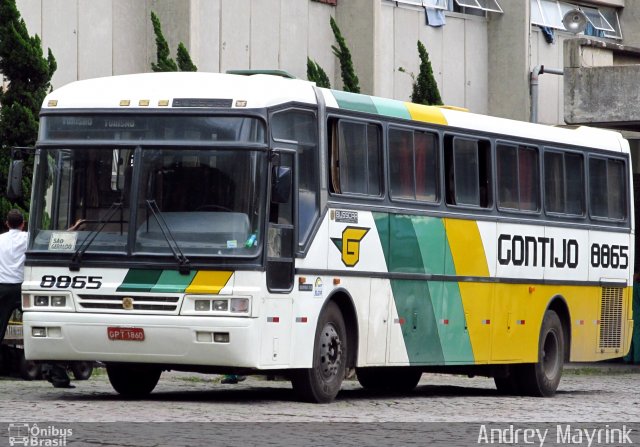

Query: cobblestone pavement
[[0, 367, 639, 423]]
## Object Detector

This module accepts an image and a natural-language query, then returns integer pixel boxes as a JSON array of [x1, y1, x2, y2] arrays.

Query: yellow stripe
[[405, 102, 447, 125], [444, 218, 489, 277], [185, 271, 233, 294]]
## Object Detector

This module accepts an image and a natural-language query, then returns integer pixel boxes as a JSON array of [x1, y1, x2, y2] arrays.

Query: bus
[[15, 71, 633, 403]]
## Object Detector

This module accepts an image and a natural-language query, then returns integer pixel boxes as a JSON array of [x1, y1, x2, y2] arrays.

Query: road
[[0, 367, 638, 446]]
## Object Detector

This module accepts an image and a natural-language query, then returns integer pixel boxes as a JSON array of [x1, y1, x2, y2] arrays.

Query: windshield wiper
[[145, 200, 191, 275], [70, 202, 122, 271]]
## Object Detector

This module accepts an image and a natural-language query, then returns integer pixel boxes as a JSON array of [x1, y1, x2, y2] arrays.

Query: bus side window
[[544, 150, 584, 216], [497, 143, 539, 212], [329, 119, 382, 197], [445, 135, 491, 208]]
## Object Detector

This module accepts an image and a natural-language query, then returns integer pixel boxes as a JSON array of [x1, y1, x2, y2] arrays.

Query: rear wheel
[[71, 361, 94, 380], [106, 363, 161, 398], [18, 354, 42, 381], [291, 302, 347, 403], [519, 310, 565, 397], [357, 367, 422, 392]]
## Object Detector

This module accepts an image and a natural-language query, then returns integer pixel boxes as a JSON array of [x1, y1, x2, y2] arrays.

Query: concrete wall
[[375, 3, 489, 113]]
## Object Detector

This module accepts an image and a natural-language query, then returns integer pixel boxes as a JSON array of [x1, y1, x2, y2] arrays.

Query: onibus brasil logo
[[7, 423, 72, 446], [331, 226, 370, 267]]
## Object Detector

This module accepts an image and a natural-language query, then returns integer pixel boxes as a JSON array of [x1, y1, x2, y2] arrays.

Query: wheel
[[71, 361, 94, 380], [357, 367, 422, 392], [18, 354, 42, 381], [519, 310, 565, 397], [291, 302, 347, 403], [106, 363, 161, 398]]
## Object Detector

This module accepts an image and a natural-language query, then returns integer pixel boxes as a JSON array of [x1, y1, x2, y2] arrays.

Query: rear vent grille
[[599, 287, 623, 350]]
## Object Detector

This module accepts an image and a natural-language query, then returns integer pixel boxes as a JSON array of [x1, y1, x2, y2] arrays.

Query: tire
[[519, 310, 565, 397], [357, 367, 422, 392], [106, 363, 161, 398], [291, 302, 347, 403], [18, 354, 42, 381], [71, 361, 94, 380]]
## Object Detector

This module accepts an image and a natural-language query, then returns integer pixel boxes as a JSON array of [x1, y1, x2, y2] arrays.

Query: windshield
[[30, 118, 267, 260]]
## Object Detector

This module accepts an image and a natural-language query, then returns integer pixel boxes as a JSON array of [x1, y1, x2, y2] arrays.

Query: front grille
[[76, 294, 180, 313], [599, 287, 623, 350]]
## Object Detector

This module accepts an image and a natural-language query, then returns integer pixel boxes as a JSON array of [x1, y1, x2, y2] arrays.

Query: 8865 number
[[40, 275, 103, 289], [590, 244, 629, 269]]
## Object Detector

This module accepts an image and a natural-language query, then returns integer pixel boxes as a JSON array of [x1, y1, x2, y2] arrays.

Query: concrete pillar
[[487, 0, 530, 121]]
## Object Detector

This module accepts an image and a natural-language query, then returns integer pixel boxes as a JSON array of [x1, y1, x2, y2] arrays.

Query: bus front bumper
[[23, 312, 261, 368]]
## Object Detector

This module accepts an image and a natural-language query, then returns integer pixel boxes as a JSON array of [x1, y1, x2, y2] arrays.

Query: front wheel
[[291, 302, 347, 403], [519, 310, 565, 397], [71, 361, 94, 380], [106, 363, 162, 398]]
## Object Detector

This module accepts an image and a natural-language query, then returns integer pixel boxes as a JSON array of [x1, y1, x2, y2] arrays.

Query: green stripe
[[428, 281, 474, 363], [332, 90, 378, 114], [117, 269, 162, 292], [151, 270, 197, 293], [412, 216, 446, 275], [372, 97, 411, 120]]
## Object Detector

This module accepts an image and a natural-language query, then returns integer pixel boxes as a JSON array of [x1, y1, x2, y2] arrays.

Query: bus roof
[[43, 72, 627, 153]]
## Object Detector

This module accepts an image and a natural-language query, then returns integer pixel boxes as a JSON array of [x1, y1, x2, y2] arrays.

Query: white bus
[[17, 72, 633, 402]]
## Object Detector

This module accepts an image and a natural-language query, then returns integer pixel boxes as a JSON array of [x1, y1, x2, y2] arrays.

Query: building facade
[[11, 0, 639, 126]]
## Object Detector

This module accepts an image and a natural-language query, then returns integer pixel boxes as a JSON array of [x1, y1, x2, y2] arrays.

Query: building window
[[530, 0, 622, 40]]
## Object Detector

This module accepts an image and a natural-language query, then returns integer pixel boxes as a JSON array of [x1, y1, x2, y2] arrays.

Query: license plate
[[107, 327, 145, 341]]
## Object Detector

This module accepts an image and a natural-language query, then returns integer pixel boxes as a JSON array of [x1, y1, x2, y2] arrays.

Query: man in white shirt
[[0, 209, 28, 347]]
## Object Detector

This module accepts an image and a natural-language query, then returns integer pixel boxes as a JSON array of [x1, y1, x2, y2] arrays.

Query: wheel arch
[[324, 288, 359, 370], [545, 294, 572, 362]]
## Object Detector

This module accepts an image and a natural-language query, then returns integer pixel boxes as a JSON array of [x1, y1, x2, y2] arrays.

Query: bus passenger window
[[389, 128, 438, 202], [544, 150, 584, 216], [589, 157, 626, 220], [497, 143, 539, 212], [330, 120, 382, 196], [445, 136, 491, 208]]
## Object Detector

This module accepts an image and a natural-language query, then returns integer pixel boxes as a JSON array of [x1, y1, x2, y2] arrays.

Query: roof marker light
[[139, 99, 150, 106], [47, 100, 58, 107], [158, 99, 169, 107], [119, 100, 130, 106], [235, 100, 247, 107]]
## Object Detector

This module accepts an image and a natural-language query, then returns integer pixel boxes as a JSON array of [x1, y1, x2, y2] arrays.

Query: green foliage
[[177, 42, 197, 72], [306, 58, 331, 88], [329, 16, 359, 93], [150, 11, 178, 72], [411, 41, 442, 106], [0, 0, 56, 222]]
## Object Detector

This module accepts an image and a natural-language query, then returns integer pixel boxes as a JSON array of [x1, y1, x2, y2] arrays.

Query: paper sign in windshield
[[49, 232, 77, 251]]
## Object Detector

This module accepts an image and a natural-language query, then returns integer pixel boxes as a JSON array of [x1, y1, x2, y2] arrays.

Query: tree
[[411, 40, 442, 106], [0, 0, 56, 220], [150, 11, 178, 72], [306, 58, 331, 88], [329, 16, 359, 93], [151, 12, 197, 72], [177, 42, 197, 72]]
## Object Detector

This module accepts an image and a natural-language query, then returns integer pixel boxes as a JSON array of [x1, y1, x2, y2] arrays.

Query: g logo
[[122, 297, 134, 310], [331, 226, 370, 267]]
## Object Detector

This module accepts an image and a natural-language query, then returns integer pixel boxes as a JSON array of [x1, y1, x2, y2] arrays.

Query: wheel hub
[[319, 323, 342, 379]]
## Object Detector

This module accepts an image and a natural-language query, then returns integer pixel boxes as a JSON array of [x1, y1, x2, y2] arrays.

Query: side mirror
[[7, 159, 23, 201], [271, 166, 292, 204]]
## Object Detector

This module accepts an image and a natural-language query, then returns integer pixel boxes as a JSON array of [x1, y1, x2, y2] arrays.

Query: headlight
[[195, 300, 210, 311], [34, 296, 49, 307], [212, 300, 228, 311], [51, 296, 66, 307]]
